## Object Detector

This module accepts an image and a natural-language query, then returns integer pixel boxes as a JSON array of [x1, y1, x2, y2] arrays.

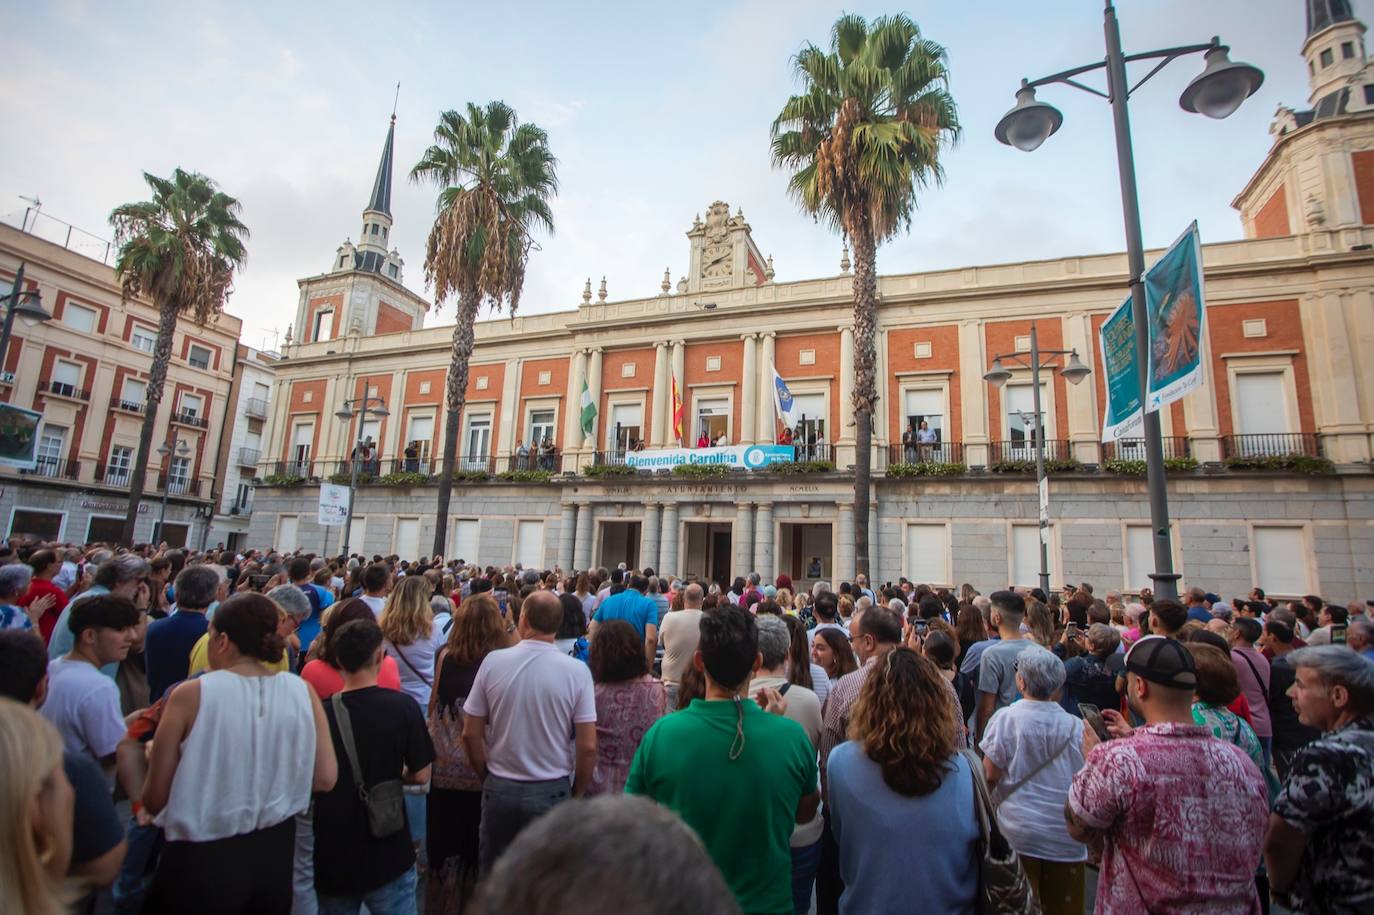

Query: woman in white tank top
[[141, 593, 337, 914]]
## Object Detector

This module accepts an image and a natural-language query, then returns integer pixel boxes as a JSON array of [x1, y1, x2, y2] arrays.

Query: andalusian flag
[[671, 374, 685, 443], [580, 379, 597, 437]]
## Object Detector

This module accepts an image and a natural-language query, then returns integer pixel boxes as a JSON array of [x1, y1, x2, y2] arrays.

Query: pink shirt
[[300, 656, 403, 699], [1230, 646, 1272, 739], [1069, 722, 1268, 914]]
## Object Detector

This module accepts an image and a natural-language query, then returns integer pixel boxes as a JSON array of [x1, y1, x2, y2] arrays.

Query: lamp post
[[984, 322, 1091, 594], [1, 262, 52, 371], [154, 437, 191, 545], [335, 396, 390, 559], [993, 1, 1262, 601]]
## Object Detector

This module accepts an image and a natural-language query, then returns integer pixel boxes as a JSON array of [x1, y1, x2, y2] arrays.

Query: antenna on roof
[[391, 82, 400, 122]]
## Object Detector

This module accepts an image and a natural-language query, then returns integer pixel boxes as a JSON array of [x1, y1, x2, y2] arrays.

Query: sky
[[0, 0, 1325, 349]]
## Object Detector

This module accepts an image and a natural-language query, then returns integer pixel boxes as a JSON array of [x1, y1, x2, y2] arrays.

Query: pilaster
[[1062, 313, 1100, 464], [670, 340, 686, 446], [757, 332, 776, 443], [586, 348, 604, 453], [1182, 322, 1222, 463], [740, 333, 758, 445], [958, 320, 990, 468], [650, 343, 669, 447]]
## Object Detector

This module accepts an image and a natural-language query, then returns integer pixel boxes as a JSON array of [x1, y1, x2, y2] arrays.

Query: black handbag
[[331, 692, 406, 838]]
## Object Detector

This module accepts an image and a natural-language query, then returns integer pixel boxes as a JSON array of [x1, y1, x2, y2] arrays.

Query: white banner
[[318, 483, 349, 526]]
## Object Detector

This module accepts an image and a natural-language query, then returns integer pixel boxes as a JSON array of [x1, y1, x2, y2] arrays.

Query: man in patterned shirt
[[1066, 636, 1269, 913], [1265, 645, 1374, 914]]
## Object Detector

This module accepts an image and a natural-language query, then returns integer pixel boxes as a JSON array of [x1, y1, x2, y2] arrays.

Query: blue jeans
[[113, 818, 163, 914], [317, 867, 416, 915], [791, 839, 822, 915], [478, 774, 570, 876]]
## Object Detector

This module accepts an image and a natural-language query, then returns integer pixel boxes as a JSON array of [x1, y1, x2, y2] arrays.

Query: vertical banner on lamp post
[[1145, 222, 1205, 413], [1099, 294, 1143, 442], [318, 484, 349, 526]]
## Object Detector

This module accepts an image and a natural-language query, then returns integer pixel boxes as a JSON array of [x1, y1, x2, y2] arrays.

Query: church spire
[[365, 114, 395, 218], [1307, 0, 1355, 38]]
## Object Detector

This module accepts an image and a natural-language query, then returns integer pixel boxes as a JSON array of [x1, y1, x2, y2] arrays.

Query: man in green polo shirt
[[626, 605, 820, 915]]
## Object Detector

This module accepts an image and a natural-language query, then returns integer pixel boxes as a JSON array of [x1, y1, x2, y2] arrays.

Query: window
[[106, 446, 133, 486], [359, 418, 381, 450], [188, 345, 212, 369], [453, 520, 479, 564], [1124, 525, 1155, 592], [608, 403, 642, 451], [252, 381, 271, 402], [463, 414, 492, 468], [51, 361, 81, 397], [86, 516, 123, 543], [528, 410, 556, 447], [1252, 527, 1309, 595], [36, 425, 67, 474], [234, 482, 253, 510], [120, 378, 147, 410], [791, 392, 826, 453], [1321, 47, 1334, 67], [1342, 41, 1355, 59], [387, 264, 399, 279], [150, 522, 189, 548], [179, 392, 204, 419], [406, 414, 434, 462], [9, 509, 64, 541], [694, 398, 728, 445], [1366, 85, 1374, 105], [275, 514, 300, 550], [1005, 382, 1047, 457], [62, 302, 98, 334], [1010, 524, 1048, 588], [168, 456, 191, 493], [904, 524, 949, 586], [514, 520, 545, 568], [340, 255, 351, 269], [290, 422, 314, 473], [394, 518, 420, 561], [1233, 371, 1292, 455], [311, 309, 332, 342]]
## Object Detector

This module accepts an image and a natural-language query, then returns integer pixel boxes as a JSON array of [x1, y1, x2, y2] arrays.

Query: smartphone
[[1079, 703, 1112, 742], [249, 573, 270, 591], [914, 618, 928, 631], [1331, 623, 1348, 645]]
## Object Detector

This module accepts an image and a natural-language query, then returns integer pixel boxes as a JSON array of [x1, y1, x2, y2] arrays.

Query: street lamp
[[0, 262, 52, 372], [994, 2, 1263, 601], [984, 322, 1091, 595], [335, 397, 389, 558], [154, 438, 191, 545]]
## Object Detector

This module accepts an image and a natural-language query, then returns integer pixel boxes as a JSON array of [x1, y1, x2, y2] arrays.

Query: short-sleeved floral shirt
[[1069, 722, 1269, 914], [1272, 717, 1374, 914]]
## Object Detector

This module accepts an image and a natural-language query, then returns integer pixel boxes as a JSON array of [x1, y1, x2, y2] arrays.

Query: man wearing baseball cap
[[1065, 637, 1269, 913]]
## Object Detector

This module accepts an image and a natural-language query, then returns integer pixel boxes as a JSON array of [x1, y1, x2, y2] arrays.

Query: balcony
[[96, 464, 131, 488], [244, 397, 269, 419], [229, 501, 253, 516], [157, 474, 201, 497], [20, 458, 81, 481], [259, 461, 318, 482], [989, 439, 1073, 467], [113, 398, 145, 415], [507, 449, 561, 473], [1222, 433, 1323, 460], [237, 447, 261, 467], [41, 380, 89, 402], [888, 441, 965, 467], [171, 410, 209, 429], [1102, 437, 1191, 461]]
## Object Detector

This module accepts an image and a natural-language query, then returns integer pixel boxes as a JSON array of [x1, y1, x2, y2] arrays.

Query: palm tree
[[411, 101, 557, 556], [771, 13, 959, 577], [109, 169, 248, 547]]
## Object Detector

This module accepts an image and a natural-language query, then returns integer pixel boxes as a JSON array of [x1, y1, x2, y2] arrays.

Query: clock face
[[703, 243, 731, 278]]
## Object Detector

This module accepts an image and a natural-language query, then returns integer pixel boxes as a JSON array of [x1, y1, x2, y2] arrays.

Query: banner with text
[[318, 483, 349, 526], [1099, 294, 1144, 442], [624, 444, 794, 471], [1145, 221, 1206, 412]]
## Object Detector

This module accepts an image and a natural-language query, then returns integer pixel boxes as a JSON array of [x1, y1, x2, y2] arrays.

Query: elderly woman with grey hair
[[48, 554, 151, 659], [979, 646, 1087, 915], [0, 563, 45, 631]]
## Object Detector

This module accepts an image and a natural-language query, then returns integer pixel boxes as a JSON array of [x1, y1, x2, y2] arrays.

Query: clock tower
[[684, 200, 769, 293]]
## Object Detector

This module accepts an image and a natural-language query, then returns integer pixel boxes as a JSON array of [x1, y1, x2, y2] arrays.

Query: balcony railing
[[1102, 437, 1191, 461], [237, 447, 261, 467], [244, 397, 269, 419], [259, 461, 318, 481], [41, 380, 89, 401], [888, 441, 965, 467], [989, 439, 1073, 465], [97, 465, 131, 488], [229, 501, 253, 516], [157, 474, 200, 497], [1222, 433, 1323, 460], [20, 458, 81, 480], [113, 398, 145, 415], [172, 411, 209, 429], [508, 449, 562, 472]]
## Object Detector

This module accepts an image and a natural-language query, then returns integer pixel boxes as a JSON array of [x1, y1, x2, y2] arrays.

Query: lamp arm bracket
[[1024, 41, 1215, 101]]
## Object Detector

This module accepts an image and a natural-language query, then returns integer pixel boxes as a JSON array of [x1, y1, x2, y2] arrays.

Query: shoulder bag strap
[[388, 639, 433, 689], [957, 748, 992, 842], [330, 692, 368, 797], [996, 728, 1075, 805], [1234, 649, 1270, 693]]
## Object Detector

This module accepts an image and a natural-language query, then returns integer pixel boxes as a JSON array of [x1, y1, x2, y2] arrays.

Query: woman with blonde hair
[[1025, 599, 1058, 649], [0, 698, 73, 915], [776, 588, 794, 612], [827, 648, 978, 913], [380, 574, 441, 710]]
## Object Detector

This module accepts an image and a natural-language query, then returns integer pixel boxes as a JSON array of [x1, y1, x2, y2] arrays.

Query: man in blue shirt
[[290, 556, 324, 658], [1185, 587, 1213, 624], [144, 565, 220, 701], [590, 575, 659, 667]]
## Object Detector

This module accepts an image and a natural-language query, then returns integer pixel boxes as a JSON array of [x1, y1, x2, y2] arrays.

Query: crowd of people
[[0, 536, 1371, 914]]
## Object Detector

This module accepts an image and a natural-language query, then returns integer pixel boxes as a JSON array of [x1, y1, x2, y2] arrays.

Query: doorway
[[684, 522, 732, 588], [598, 521, 641, 570], [779, 522, 833, 588]]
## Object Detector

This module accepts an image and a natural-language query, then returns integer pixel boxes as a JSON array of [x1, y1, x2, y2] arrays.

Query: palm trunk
[[431, 292, 479, 557], [850, 220, 879, 578], [120, 301, 178, 547]]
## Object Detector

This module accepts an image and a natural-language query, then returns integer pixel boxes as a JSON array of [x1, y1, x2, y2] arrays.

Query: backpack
[[568, 637, 590, 663]]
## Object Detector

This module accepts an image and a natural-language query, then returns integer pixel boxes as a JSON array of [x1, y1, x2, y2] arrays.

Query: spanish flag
[[671, 374, 685, 443]]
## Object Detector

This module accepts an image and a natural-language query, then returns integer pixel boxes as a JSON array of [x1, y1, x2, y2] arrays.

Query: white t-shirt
[[40, 657, 126, 760], [361, 594, 386, 618], [659, 608, 703, 686], [979, 699, 1086, 863], [463, 639, 596, 781], [385, 622, 445, 709]]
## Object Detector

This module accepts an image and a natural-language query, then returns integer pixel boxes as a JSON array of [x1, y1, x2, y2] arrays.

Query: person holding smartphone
[[1060, 624, 1124, 718]]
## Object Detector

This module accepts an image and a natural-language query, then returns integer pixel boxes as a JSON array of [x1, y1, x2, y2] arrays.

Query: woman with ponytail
[[140, 592, 337, 913]]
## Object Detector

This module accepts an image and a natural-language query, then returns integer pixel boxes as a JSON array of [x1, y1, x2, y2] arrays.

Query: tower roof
[[366, 116, 395, 218], [1307, 0, 1356, 37]]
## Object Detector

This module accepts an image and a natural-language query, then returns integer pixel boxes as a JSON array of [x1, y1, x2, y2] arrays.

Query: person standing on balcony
[[917, 420, 937, 461], [514, 440, 529, 470]]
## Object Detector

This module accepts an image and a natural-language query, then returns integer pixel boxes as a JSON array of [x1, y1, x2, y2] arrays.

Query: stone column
[[659, 501, 679, 577], [586, 348, 604, 453], [1348, 290, 1374, 461], [740, 333, 758, 445], [873, 327, 890, 449], [734, 502, 754, 578], [837, 324, 856, 468], [753, 501, 774, 578], [1062, 314, 1099, 464], [835, 502, 855, 584], [958, 320, 990, 468], [563, 350, 588, 472], [574, 502, 593, 570], [1302, 291, 1371, 463], [757, 332, 777, 443], [496, 356, 523, 459], [557, 503, 576, 571], [650, 342, 669, 447], [670, 340, 687, 446], [641, 502, 661, 573], [1181, 324, 1221, 463]]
